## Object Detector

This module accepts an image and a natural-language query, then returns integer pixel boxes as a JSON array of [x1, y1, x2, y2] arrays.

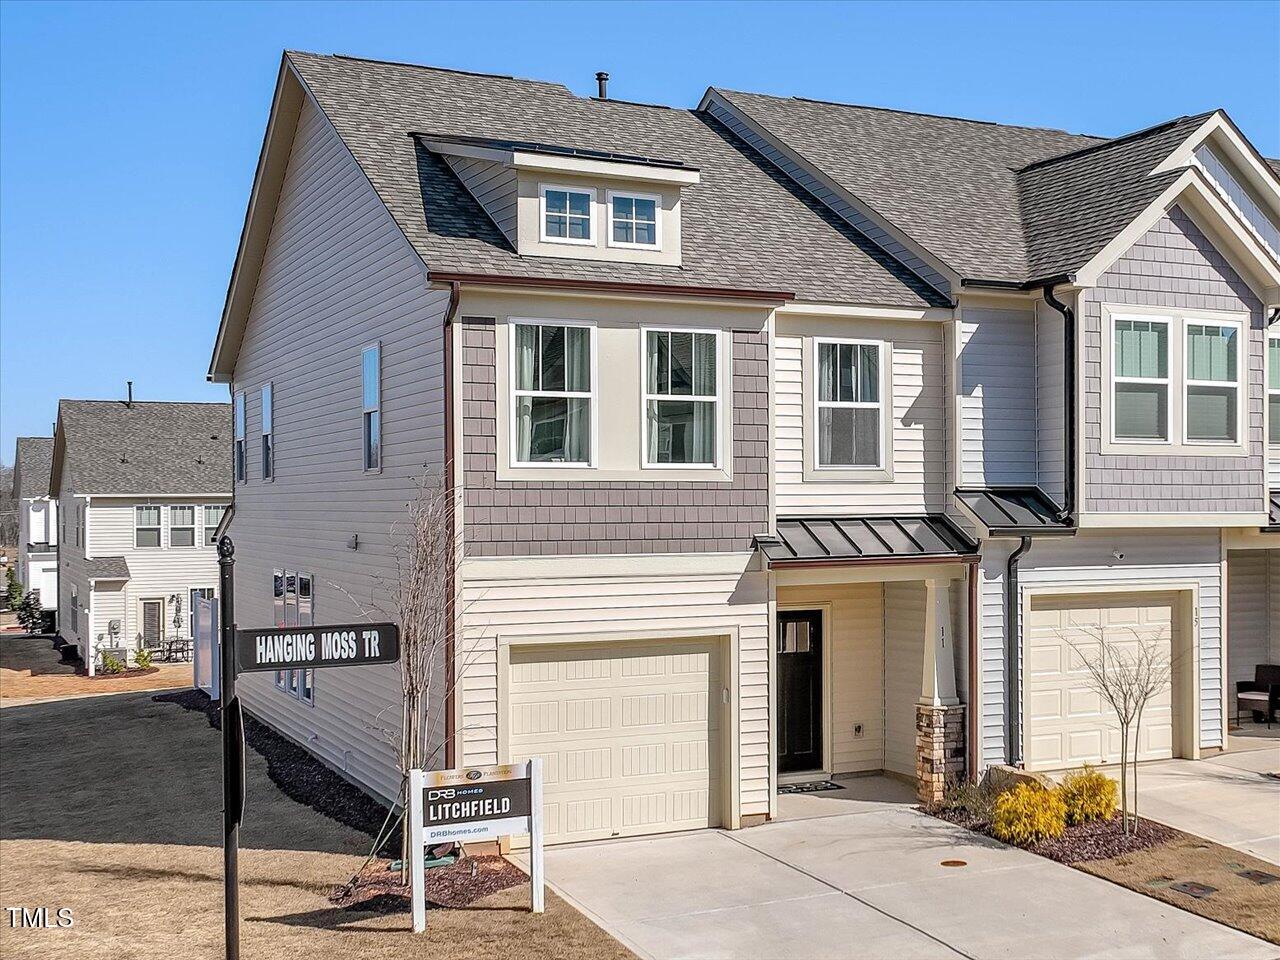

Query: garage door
[[1025, 592, 1177, 771], [508, 639, 722, 845]]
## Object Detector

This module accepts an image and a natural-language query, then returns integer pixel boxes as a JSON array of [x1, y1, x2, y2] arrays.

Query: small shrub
[[101, 653, 127, 675], [1059, 765, 1117, 825], [990, 783, 1066, 846], [934, 778, 1000, 822], [134, 648, 153, 671]]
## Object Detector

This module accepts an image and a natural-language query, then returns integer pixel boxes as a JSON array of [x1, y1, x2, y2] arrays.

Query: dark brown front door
[[142, 600, 163, 646], [778, 610, 823, 773]]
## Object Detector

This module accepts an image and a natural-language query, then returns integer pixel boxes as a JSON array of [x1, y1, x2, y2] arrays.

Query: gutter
[[1004, 537, 1033, 766], [763, 553, 980, 570], [443, 280, 461, 768]]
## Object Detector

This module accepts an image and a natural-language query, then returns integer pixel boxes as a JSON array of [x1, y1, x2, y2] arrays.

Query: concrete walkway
[[541, 807, 1278, 960]]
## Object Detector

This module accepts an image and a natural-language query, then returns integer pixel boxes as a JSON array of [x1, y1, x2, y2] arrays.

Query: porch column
[[916, 578, 965, 805]]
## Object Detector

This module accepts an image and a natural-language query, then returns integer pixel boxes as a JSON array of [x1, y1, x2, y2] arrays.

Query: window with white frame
[[1270, 336, 1280, 445], [271, 569, 314, 704], [1112, 316, 1170, 441], [512, 322, 592, 464], [233, 392, 246, 482], [644, 330, 718, 465], [261, 383, 274, 480], [204, 504, 227, 546], [134, 505, 162, 548], [169, 505, 196, 547], [70, 587, 78, 633], [75, 503, 85, 547], [1185, 321, 1241, 443], [540, 185, 594, 244], [608, 191, 659, 248], [362, 344, 381, 471], [815, 339, 883, 468]]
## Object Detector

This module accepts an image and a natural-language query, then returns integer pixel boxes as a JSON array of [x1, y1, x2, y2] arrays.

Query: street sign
[[234, 622, 399, 673], [408, 760, 544, 932]]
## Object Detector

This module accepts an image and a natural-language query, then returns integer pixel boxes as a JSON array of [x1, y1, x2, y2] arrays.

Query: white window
[[1270, 336, 1280, 445], [70, 587, 78, 633], [75, 503, 85, 548], [608, 190, 660, 249], [512, 322, 593, 465], [233, 392, 246, 482], [272, 570, 314, 705], [203, 505, 227, 546], [814, 339, 884, 468], [134, 505, 162, 548], [169, 505, 196, 547], [1184, 320, 1241, 443], [539, 185, 595, 244], [1112, 316, 1170, 442], [261, 383, 274, 480], [362, 344, 381, 472], [644, 329, 718, 466]]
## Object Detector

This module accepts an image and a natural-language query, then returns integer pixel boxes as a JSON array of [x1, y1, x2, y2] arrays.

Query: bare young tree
[[1063, 625, 1171, 835]]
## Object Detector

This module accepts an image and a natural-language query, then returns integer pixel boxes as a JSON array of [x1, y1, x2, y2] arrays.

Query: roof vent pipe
[[126, 380, 133, 409], [595, 71, 609, 99]]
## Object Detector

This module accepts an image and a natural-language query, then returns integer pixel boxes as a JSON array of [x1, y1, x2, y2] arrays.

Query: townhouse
[[13, 436, 57, 617], [51, 399, 232, 674], [208, 51, 1280, 843]]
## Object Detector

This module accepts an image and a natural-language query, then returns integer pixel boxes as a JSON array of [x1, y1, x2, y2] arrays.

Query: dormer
[[420, 134, 699, 267]]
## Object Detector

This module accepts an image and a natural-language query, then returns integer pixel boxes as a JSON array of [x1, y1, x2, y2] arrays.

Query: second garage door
[[507, 638, 723, 845], [1025, 591, 1180, 771]]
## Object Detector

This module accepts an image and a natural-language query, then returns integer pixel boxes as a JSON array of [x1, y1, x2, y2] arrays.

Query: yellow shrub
[[1059, 766, 1117, 825], [990, 783, 1066, 845]]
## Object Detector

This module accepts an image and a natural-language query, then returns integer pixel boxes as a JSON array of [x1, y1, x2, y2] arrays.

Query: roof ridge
[[1019, 111, 1214, 174], [290, 50, 571, 93]]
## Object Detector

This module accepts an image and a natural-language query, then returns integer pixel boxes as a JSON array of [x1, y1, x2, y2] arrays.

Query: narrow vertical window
[[1269, 337, 1280, 445], [1185, 321, 1240, 442], [815, 340, 883, 468], [233, 392, 246, 482], [512, 323, 592, 464], [134, 505, 161, 548], [261, 383, 273, 480], [1112, 317, 1169, 441], [362, 344, 381, 471], [644, 330, 718, 466], [169, 505, 196, 547]]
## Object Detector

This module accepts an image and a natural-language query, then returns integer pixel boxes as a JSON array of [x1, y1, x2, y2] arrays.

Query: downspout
[[1005, 536, 1033, 766], [966, 558, 980, 781], [442, 280, 461, 768], [1042, 283, 1076, 523]]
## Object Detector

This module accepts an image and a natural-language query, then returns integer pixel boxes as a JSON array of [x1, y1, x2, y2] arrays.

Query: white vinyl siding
[[442, 154, 518, 242], [958, 305, 1038, 486], [1035, 298, 1066, 504]]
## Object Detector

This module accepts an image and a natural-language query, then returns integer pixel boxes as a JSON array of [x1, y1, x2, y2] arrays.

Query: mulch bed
[[85, 666, 160, 681], [154, 688, 399, 850], [928, 807, 1181, 863], [330, 856, 528, 912]]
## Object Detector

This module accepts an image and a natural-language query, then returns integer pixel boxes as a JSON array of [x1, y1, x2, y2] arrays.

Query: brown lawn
[[0, 691, 632, 959], [0, 635, 192, 704]]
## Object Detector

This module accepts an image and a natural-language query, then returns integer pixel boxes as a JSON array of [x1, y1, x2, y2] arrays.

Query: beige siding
[[883, 580, 926, 776], [228, 95, 448, 803], [91, 581, 127, 647], [459, 554, 771, 817]]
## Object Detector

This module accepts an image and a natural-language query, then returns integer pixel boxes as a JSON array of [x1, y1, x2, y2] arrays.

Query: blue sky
[[2, 0, 1277, 460]]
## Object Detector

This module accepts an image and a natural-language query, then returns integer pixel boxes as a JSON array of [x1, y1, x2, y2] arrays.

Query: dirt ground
[[0, 691, 633, 959], [1080, 833, 1280, 944], [0, 634, 192, 704]]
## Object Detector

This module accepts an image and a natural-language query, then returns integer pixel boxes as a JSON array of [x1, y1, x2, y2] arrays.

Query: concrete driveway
[[541, 807, 1277, 960]]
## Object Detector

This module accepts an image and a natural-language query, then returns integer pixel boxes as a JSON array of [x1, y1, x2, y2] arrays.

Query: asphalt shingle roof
[[285, 52, 946, 308], [87, 556, 131, 581], [54, 401, 232, 497], [13, 437, 53, 499]]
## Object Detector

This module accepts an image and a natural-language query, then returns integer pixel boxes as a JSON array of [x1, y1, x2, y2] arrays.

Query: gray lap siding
[[461, 321, 769, 556]]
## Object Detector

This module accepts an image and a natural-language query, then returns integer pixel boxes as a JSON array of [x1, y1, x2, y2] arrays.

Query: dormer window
[[540, 185, 594, 244], [608, 191, 659, 248]]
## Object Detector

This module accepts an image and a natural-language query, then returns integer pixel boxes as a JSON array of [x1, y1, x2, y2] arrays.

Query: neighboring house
[[208, 51, 1280, 844], [13, 436, 57, 613], [50, 399, 232, 674]]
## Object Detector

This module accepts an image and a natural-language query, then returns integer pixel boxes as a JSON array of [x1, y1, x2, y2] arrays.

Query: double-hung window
[[1270, 336, 1280, 445], [540, 185, 594, 244], [512, 322, 593, 464], [169, 505, 196, 547], [272, 570, 314, 704], [644, 329, 718, 466], [815, 339, 884, 468], [261, 383, 274, 480], [204, 505, 227, 546], [362, 344, 381, 471], [1185, 320, 1240, 443], [608, 191, 659, 248], [75, 503, 85, 547], [233, 392, 246, 482], [135, 505, 161, 548], [1112, 316, 1170, 441]]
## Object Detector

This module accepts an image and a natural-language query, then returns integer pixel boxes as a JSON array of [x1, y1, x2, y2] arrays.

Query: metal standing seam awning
[[954, 487, 1075, 537], [756, 515, 978, 567]]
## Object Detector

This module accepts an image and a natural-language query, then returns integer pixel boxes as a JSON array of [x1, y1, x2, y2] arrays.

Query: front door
[[141, 600, 163, 646], [778, 610, 823, 773]]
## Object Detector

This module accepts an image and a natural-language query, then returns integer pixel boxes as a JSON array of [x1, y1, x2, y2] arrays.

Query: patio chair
[[1236, 664, 1280, 728], [140, 632, 167, 662]]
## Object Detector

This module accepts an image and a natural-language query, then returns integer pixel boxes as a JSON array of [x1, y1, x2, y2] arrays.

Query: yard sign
[[408, 760, 545, 932]]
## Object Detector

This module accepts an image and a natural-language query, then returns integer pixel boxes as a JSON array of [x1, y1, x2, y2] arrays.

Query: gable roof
[[50, 401, 232, 498], [13, 437, 53, 500]]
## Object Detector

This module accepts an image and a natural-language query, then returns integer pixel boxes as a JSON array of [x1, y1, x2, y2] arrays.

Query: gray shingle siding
[[461, 320, 769, 556], [1081, 205, 1266, 513]]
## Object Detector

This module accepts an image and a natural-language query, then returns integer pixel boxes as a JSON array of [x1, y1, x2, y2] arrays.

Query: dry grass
[[0, 690, 632, 959], [1079, 834, 1280, 945], [1, 635, 192, 703]]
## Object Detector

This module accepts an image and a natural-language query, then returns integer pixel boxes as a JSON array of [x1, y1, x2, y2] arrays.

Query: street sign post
[[408, 760, 545, 933]]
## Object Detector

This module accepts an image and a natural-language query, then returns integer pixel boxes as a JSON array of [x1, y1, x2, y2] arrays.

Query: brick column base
[[916, 703, 966, 806]]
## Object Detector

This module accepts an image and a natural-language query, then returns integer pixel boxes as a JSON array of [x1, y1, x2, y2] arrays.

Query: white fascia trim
[[87, 492, 233, 499], [1077, 512, 1269, 528], [952, 495, 994, 540], [776, 301, 953, 322], [460, 550, 759, 580], [433, 280, 787, 311], [1153, 112, 1280, 218], [513, 152, 700, 186]]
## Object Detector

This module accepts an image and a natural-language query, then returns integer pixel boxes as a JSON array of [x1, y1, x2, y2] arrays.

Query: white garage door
[[1025, 592, 1178, 772], [508, 639, 722, 845]]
